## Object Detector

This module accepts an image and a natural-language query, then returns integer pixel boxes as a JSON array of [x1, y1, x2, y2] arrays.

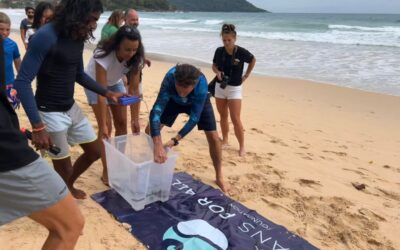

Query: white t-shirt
[[25, 28, 35, 44], [85, 50, 130, 86]]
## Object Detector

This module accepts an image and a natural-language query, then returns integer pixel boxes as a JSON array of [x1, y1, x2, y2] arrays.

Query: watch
[[171, 137, 179, 146]]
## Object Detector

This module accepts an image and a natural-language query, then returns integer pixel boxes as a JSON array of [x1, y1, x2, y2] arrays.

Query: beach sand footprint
[[297, 179, 322, 188], [250, 127, 264, 134]]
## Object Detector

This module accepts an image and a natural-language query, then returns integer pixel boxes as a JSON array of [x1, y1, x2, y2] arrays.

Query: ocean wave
[[204, 19, 223, 25], [141, 17, 198, 25], [329, 24, 400, 33], [237, 30, 400, 47], [158, 26, 217, 33]]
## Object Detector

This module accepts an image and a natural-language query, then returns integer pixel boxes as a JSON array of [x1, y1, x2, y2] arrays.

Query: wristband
[[32, 125, 47, 132], [171, 137, 179, 146]]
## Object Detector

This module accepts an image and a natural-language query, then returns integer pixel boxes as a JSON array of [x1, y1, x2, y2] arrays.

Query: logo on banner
[[161, 219, 228, 250]]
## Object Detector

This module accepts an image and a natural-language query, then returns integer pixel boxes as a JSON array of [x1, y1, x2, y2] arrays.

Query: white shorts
[[39, 103, 97, 159], [214, 83, 242, 100]]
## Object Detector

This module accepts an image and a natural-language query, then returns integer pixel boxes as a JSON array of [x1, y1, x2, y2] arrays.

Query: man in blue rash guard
[[14, 0, 123, 199], [147, 64, 226, 192]]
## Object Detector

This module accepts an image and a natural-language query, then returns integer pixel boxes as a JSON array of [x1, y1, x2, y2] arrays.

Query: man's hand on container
[[153, 136, 167, 163]]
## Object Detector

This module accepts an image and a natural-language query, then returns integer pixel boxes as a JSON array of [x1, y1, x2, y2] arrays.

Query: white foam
[[204, 19, 223, 25]]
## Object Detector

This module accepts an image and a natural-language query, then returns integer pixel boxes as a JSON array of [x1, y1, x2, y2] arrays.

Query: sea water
[[3, 9, 400, 96]]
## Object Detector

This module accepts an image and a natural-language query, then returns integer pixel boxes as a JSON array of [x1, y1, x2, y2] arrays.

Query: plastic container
[[104, 133, 177, 211]]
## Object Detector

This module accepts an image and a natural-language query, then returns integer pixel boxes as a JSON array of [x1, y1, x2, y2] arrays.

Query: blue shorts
[[161, 97, 217, 131], [84, 80, 126, 105]]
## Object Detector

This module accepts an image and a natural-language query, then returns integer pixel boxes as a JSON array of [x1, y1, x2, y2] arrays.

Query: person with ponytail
[[212, 23, 256, 157]]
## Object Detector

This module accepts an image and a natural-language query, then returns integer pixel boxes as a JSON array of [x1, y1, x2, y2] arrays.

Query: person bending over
[[147, 64, 226, 192], [85, 25, 144, 185]]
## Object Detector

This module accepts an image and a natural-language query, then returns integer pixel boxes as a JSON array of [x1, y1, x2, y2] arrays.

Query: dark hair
[[95, 25, 145, 73], [174, 64, 201, 87], [108, 9, 123, 27], [220, 23, 236, 37], [25, 6, 35, 13], [53, 0, 103, 41], [32, 2, 54, 30]]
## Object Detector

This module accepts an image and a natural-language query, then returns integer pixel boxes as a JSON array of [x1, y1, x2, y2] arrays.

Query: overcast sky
[[247, 0, 400, 14]]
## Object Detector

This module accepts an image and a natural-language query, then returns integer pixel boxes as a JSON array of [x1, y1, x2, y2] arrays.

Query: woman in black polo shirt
[[212, 24, 256, 157]]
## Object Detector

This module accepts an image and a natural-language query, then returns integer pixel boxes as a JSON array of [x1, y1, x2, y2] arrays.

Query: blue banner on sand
[[91, 172, 319, 250]]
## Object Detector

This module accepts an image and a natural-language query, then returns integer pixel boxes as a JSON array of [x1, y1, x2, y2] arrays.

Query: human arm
[[242, 56, 256, 83], [127, 69, 141, 134], [13, 58, 21, 73], [95, 62, 111, 139], [212, 63, 223, 81], [19, 20, 28, 49], [14, 28, 56, 149], [149, 74, 172, 163], [144, 58, 151, 67], [212, 48, 224, 81]]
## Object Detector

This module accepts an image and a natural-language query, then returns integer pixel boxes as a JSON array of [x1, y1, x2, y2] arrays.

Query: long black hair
[[32, 1, 54, 30], [53, 0, 103, 41], [95, 25, 145, 73]]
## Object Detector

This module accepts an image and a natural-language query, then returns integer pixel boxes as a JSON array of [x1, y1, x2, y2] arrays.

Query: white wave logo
[[162, 219, 228, 250]]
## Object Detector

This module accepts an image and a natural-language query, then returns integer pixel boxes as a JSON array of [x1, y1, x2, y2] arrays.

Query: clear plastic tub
[[104, 133, 177, 211]]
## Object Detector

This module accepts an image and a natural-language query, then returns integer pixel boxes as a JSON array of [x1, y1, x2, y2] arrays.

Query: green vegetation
[[102, 0, 170, 11]]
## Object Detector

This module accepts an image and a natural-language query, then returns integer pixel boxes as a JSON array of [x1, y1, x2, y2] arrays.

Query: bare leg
[[109, 104, 127, 136], [145, 123, 164, 136], [29, 194, 84, 250], [215, 97, 229, 145], [66, 141, 101, 199], [89, 104, 112, 185], [52, 158, 88, 199], [228, 99, 245, 156], [204, 130, 226, 192]]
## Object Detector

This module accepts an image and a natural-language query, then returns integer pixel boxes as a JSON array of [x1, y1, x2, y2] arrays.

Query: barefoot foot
[[101, 176, 110, 187], [219, 137, 229, 146], [69, 186, 87, 199], [239, 148, 246, 157], [215, 179, 229, 193]]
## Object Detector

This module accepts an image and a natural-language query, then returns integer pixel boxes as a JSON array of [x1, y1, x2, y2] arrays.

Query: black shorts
[[160, 97, 217, 132]]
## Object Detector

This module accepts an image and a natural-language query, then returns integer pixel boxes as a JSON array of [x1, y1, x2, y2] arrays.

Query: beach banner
[[91, 172, 318, 250]]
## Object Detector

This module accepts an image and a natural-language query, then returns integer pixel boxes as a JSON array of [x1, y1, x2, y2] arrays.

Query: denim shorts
[[84, 79, 126, 105]]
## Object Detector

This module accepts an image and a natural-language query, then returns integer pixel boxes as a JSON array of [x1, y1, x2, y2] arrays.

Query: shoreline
[[2, 31, 400, 250]]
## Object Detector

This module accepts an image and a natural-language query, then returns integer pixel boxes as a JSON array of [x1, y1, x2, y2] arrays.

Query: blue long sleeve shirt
[[14, 23, 107, 125], [150, 67, 208, 138]]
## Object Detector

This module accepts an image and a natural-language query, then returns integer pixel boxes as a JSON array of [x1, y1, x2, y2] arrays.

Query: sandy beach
[[0, 32, 399, 249]]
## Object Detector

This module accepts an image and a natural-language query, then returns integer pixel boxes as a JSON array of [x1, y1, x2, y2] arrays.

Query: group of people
[[0, 0, 255, 248]]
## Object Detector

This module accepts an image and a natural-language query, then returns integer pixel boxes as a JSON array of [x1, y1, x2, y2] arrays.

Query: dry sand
[[0, 32, 399, 249]]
